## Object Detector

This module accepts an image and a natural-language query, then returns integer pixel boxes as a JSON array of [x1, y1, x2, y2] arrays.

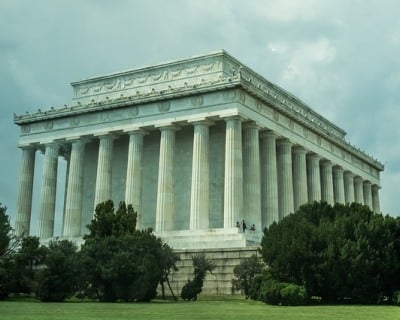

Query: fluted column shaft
[[63, 140, 86, 237], [190, 121, 211, 230], [277, 140, 294, 219], [363, 181, 373, 210], [260, 131, 279, 227], [344, 171, 355, 204], [156, 126, 176, 232], [307, 154, 321, 203], [223, 117, 243, 228], [15, 147, 36, 237], [354, 177, 364, 204], [242, 123, 261, 230], [125, 130, 146, 229], [354, 176, 364, 204], [38, 144, 59, 238], [94, 135, 114, 207], [333, 166, 345, 204], [320, 160, 334, 205], [292, 147, 308, 210], [372, 185, 380, 213]]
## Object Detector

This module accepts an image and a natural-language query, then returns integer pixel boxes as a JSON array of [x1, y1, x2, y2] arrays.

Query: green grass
[[0, 296, 399, 320]]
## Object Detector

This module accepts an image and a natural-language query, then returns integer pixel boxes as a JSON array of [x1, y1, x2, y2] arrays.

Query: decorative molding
[[158, 101, 171, 112], [70, 116, 80, 127], [190, 95, 204, 107], [44, 121, 53, 130]]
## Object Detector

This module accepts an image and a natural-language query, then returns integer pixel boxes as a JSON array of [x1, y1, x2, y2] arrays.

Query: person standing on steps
[[242, 219, 247, 233]]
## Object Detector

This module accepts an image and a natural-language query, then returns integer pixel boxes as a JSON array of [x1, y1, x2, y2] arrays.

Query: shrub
[[257, 272, 306, 306], [279, 283, 307, 306]]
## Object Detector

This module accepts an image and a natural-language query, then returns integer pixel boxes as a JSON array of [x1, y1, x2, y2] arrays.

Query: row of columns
[[14, 117, 381, 238]]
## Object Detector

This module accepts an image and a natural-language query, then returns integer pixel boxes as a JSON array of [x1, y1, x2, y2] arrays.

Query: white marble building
[[13, 50, 383, 250]]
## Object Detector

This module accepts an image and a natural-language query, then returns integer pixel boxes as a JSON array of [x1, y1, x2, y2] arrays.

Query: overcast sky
[[1, 0, 399, 234]]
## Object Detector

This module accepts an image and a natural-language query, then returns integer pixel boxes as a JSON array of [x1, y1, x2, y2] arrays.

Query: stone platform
[[163, 246, 260, 296], [155, 227, 262, 250]]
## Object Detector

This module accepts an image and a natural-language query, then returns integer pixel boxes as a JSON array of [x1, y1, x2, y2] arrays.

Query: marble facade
[[14, 51, 383, 249]]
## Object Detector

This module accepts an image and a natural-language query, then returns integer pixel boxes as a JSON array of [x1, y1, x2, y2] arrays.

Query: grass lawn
[[0, 296, 399, 320]]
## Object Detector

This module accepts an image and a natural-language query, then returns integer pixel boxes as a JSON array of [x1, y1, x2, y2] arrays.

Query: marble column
[[156, 126, 177, 232], [372, 185, 380, 213], [307, 153, 321, 203], [277, 139, 294, 219], [125, 130, 146, 229], [333, 166, 345, 204], [260, 131, 279, 227], [363, 181, 373, 210], [15, 146, 36, 237], [320, 160, 334, 205], [344, 171, 355, 204], [63, 139, 86, 237], [190, 121, 211, 230], [38, 143, 59, 238], [354, 176, 364, 204], [223, 117, 243, 229], [292, 146, 308, 210], [242, 122, 261, 231], [94, 135, 114, 207]]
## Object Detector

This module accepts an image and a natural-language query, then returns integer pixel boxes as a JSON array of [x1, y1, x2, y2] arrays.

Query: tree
[[0, 204, 20, 299], [80, 200, 178, 302], [232, 254, 264, 299], [261, 202, 400, 304], [35, 239, 81, 302], [181, 254, 215, 301], [8, 236, 46, 295]]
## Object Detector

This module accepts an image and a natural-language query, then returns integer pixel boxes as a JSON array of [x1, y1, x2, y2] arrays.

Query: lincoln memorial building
[[14, 50, 383, 250]]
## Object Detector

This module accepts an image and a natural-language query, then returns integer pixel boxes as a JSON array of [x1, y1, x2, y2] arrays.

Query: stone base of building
[[161, 246, 260, 297], [156, 228, 262, 250]]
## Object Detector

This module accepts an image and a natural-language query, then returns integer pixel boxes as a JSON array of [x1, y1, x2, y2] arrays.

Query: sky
[[1, 0, 399, 234]]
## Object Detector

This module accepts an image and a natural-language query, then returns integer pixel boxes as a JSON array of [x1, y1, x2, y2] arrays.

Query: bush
[[257, 272, 306, 306], [280, 283, 307, 306]]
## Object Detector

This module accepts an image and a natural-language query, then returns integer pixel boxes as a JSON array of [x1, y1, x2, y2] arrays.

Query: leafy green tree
[[232, 254, 264, 298], [0, 204, 20, 299], [261, 202, 400, 304], [8, 236, 46, 295], [35, 239, 81, 302], [80, 200, 178, 302], [181, 254, 215, 301]]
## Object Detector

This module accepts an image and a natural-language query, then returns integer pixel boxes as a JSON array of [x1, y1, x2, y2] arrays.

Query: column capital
[[94, 132, 119, 140], [344, 171, 355, 178], [66, 136, 91, 144], [124, 128, 149, 136], [260, 130, 278, 139], [292, 146, 308, 155], [277, 138, 293, 148], [307, 152, 321, 161], [320, 159, 333, 167], [223, 115, 245, 123], [333, 165, 344, 172], [156, 124, 180, 131], [242, 121, 261, 130], [371, 184, 381, 190], [354, 175, 363, 183], [190, 119, 215, 127]]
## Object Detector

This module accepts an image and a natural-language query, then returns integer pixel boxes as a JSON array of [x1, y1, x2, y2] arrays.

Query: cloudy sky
[[1, 0, 399, 233]]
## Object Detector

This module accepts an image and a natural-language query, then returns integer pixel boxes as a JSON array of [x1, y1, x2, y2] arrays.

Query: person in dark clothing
[[242, 219, 247, 233]]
